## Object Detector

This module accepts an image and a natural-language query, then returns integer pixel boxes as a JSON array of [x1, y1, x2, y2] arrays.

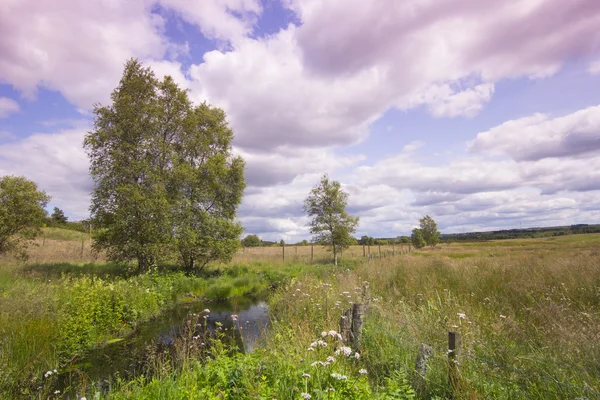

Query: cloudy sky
[[1, 0, 600, 241]]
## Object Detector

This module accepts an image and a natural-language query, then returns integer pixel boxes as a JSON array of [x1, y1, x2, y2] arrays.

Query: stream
[[56, 296, 269, 398]]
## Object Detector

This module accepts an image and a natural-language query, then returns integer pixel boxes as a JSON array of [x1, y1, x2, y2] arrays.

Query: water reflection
[[57, 297, 269, 398]]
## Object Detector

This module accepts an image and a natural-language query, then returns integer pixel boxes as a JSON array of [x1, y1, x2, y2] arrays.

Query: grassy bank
[[0, 257, 330, 398], [2, 233, 599, 398], [98, 235, 599, 399]]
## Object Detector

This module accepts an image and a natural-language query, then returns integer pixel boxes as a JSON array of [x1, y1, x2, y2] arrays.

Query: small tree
[[303, 174, 359, 265], [0, 176, 50, 259], [51, 207, 68, 224], [241, 234, 262, 247], [419, 215, 441, 247], [279, 239, 285, 247], [411, 228, 426, 249]]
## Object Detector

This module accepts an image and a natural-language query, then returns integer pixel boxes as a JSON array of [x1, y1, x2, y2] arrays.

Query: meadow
[[1, 229, 599, 399]]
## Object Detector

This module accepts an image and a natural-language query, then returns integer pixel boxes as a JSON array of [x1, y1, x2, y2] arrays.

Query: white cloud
[[0, 127, 91, 219], [589, 59, 600, 75], [468, 105, 600, 161], [0, 97, 19, 118]]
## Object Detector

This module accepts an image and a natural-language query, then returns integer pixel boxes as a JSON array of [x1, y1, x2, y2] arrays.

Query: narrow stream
[[56, 296, 269, 398]]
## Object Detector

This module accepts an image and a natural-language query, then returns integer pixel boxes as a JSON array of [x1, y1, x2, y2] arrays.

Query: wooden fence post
[[42, 233, 46, 247], [311, 243, 314, 263], [351, 303, 365, 350], [392, 242, 395, 255], [340, 308, 352, 345], [408, 242, 412, 253], [282, 242, 285, 262], [81, 239, 84, 260], [413, 343, 433, 394], [295, 245, 298, 260], [363, 244, 366, 257], [448, 331, 461, 397], [378, 244, 381, 256]]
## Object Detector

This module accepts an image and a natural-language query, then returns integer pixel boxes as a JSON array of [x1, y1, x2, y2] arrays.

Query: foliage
[[241, 234, 262, 247], [279, 239, 285, 247], [303, 174, 359, 265], [51, 207, 68, 224], [410, 228, 426, 249], [419, 215, 440, 247], [84, 59, 245, 272], [0, 175, 50, 259]]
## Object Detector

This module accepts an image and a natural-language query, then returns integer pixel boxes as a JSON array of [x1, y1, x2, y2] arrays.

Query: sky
[[1, 0, 600, 242]]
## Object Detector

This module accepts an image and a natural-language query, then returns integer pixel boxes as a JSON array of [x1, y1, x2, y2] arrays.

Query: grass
[[1, 229, 599, 398]]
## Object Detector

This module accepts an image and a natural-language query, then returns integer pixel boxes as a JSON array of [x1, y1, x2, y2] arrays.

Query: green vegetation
[[84, 59, 245, 272], [304, 174, 359, 265], [241, 234, 262, 247], [86, 233, 600, 399], [51, 207, 68, 224], [1, 231, 600, 398], [411, 228, 426, 249], [0, 175, 50, 259]]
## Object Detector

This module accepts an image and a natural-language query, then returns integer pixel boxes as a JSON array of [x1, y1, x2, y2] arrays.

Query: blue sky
[[1, 0, 600, 241]]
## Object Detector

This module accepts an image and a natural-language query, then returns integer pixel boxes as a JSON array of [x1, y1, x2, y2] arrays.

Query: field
[[1, 229, 599, 399]]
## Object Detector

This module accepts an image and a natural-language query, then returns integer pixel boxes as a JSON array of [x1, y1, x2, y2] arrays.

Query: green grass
[[41, 227, 90, 241], [2, 231, 600, 399]]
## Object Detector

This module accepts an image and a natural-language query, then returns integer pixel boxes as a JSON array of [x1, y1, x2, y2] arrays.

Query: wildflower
[[302, 373, 311, 378], [203, 309, 210, 313], [301, 393, 312, 399], [310, 341, 318, 348], [457, 313, 466, 319], [192, 335, 200, 340], [451, 325, 458, 328], [335, 346, 353, 357], [331, 373, 348, 380], [500, 315, 506, 319], [53, 369, 57, 373], [321, 331, 328, 338], [54, 390, 60, 394], [359, 369, 368, 375], [326, 387, 336, 392], [231, 314, 238, 321], [307, 347, 315, 352], [203, 315, 208, 319], [296, 288, 301, 292], [327, 330, 338, 338], [326, 356, 335, 363], [354, 352, 360, 360], [342, 291, 350, 295]]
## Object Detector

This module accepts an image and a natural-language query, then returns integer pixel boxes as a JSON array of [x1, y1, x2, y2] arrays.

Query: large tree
[[84, 59, 245, 271], [303, 174, 359, 265], [0, 176, 50, 259], [419, 215, 441, 247], [411, 228, 426, 249]]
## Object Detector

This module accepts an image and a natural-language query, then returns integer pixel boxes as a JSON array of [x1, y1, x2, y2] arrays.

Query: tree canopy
[[419, 215, 441, 247], [411, 228, 426, 249], [51, 207, 68, 224], [84, 59, 245, 272], [303, 174, 359, 265], [241, 234, 262, 247], [0, 175, 50, 259]]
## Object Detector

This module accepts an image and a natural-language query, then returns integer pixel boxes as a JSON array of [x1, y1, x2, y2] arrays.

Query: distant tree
[[241, 234, 262, 247], [303, 174, 359, 265], [0, 176, 50, 259], [398, 236, 410, 244], [419, 215, 441, 247], [279, 239, 285, 247], [300, 239, 309, 246], [359, 235, 371, 246], [411, 228, 426, 249], [84, 59, 245, 272], [51, 207, 68, 224]]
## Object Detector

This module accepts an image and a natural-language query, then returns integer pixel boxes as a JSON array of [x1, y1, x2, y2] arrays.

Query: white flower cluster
[[334, 346, 353, 357], [331, 373, 348, 380], [44, 369, 58, 378]]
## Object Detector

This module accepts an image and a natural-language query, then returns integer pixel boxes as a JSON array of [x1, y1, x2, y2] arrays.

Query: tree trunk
[[333, 245, 338, 265]]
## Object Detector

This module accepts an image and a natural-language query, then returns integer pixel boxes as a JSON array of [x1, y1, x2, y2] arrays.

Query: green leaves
[[303, 174, 359, 265], [0, 175, 50, 259], [84, 59, 245, 271], [419, 215, 441, 247]]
